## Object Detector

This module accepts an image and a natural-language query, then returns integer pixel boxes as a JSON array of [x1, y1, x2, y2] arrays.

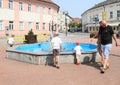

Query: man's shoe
[[100, 68, 105, 74], [56, 66, 60, 69]]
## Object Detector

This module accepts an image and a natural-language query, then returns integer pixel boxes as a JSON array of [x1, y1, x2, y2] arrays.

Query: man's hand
[[115, 42, 118, 47], [112, 34, 118, 47]]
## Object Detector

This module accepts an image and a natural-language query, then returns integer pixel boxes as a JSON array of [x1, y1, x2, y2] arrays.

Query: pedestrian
[[5, 28, 9, 36], [51, 32, 62, 69], [74, 42, 82, 65], [7, 35, 14, 47], [98, 20, 118, 73]]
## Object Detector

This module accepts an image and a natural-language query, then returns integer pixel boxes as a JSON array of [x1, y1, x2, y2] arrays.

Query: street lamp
[[49, 21, 56, 35], [64, 11, 68, 36], [93, 16, 99, 31]]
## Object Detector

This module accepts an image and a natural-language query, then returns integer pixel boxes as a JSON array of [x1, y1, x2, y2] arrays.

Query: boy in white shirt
[[51, 33, 62, 69], [74, 42, 82, 65], [8, 35, 14, 47]]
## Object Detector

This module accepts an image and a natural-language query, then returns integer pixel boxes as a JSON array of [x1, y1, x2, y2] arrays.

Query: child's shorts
[[53, 49, 60, 56]]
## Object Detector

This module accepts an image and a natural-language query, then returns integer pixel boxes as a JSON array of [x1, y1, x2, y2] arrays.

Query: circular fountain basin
[[6, 42, 100, 65], [15, 42, 97, 54]]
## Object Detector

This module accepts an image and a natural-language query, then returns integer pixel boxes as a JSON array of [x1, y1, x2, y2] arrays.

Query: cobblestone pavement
[[0, 32, 120, 85]]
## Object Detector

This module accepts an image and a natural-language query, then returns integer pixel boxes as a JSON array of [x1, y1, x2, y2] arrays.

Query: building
[[0, 0, 59, 36], [57, 11, 72, 32], [81, 0, 120, 33], [71, 18, 82, 24]]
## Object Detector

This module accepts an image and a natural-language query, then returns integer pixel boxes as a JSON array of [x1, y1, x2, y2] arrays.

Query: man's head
[[99, 20, 107, 27]]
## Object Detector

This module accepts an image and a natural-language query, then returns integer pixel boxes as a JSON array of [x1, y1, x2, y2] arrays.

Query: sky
[[52, 0, 106, 18]]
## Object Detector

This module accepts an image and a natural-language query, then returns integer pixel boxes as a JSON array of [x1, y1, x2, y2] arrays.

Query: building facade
[[0, 0, 59, 36], [57, 11, 72, 32], [82, 0, 120, 33], [71, 18, 82, 24]]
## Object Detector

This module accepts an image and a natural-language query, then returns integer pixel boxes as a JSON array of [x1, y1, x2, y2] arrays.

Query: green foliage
[[68, 22, 75, 27], [68, 22, 82, 28], [28, 29, 34, 36], [76, 23, 82, 28]]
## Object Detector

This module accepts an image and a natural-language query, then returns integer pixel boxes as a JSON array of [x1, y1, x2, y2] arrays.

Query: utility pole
[[64, 11, 68, 36]]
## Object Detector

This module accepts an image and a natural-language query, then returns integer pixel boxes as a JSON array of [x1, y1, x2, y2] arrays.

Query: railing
[[12, 34, 49, 44]]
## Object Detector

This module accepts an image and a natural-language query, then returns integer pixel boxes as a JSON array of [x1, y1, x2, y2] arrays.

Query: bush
[[28, 29, 34, 36]]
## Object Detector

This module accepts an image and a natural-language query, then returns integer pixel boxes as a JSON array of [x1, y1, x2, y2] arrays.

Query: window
[[110, 11, 113, 19], [9, 21, 14, 30], [117, 4, 120, 6], [48, 8, 52, 15], [90, 27, 91, 31], [19, 2, 23, 11], [19, 21, 24, 30], [43, 23, 45, 30], [36, 22, 40, 30], [28, 3, 32, 12], [117, 10, 120, 17], [0, 21, 3, 30], [9, 0, 13, 9], [90, 16, 92, 22], [0, 0, 3, 8], [36, 5, 40, 13], [28, 22, 32, 30], [43, 7, 46, 14]]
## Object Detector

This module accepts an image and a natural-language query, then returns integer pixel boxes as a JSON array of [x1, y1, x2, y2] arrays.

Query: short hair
[[54, 32, 59, 37]]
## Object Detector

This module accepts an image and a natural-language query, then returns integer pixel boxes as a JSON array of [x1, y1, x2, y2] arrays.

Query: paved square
[[0, 33, 120, 85]]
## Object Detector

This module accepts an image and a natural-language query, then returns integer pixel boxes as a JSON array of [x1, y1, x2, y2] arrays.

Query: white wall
[[19, 11, 40, 22], [0, 8, 14, 20]]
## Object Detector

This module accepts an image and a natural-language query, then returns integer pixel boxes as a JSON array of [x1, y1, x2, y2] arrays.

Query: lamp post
[[93, 16, 99, 31], [49, 21, 56, 35], [64, 11, 68, 36]]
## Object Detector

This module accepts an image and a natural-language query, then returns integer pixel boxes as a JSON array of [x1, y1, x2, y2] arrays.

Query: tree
[[68, 22, 82, 28]]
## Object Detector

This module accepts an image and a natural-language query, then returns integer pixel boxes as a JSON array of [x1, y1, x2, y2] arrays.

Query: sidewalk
[[0, 33, 120, 85]]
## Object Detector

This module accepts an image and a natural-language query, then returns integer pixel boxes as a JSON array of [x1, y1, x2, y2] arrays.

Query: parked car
[[69, 27, 82, 33], [69, 28, 76, 33], [76, 28, 82, 32]]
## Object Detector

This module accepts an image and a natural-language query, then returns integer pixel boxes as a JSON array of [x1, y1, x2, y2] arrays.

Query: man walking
[[98, 20, 118, 73]]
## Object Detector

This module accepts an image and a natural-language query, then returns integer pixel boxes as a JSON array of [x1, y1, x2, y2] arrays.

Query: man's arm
[[112, 34, 118, 46]]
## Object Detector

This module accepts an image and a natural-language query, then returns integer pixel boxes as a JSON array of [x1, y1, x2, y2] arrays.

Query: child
[[74, 42, 82, 65], [51, 33, 62, 69], [8, 35, 14, 47]]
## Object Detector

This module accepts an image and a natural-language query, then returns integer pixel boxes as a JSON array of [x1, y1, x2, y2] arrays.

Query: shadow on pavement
[[81, 62, 102, 71], [110, 54, 120, 57]]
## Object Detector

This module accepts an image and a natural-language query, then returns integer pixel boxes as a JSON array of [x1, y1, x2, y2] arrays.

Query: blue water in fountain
[[16, 42, 97, 53]]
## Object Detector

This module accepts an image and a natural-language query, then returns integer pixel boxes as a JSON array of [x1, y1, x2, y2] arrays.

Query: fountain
[[6, 42, 100, 65]]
